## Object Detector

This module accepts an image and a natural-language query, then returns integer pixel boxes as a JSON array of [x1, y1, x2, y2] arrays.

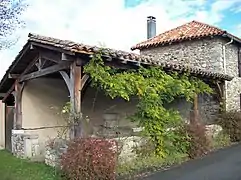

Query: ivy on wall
[[84, 51, 213, 156]]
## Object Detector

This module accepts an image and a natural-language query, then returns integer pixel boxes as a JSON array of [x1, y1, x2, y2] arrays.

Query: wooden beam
[[2, 55, 40, 102], [35, 57, 47, 70], [61, 53, 74, 61], [60, 71, 90, 97], [19, 61, 71, 82], [31, 42, 75, 56], [32, 47, 76, 63], [37, 49, 61, 63], [190, 93, 199, 124], [73, 63, 81, 114], [30, 44, 35, 50], [69, 61, 82, 138], [8, 74, 19, 79], [9, 43, 31, 73], [81, 74, 90, 90], [59, 71, 72, 96], [14, 81, 24, 129]]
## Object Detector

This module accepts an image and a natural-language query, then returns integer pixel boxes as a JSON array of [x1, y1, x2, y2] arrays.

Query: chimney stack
[[147, 16, 156, 39]]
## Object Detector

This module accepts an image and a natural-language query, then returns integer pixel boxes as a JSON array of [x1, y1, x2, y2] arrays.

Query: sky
[[0, 0, 241, 78]]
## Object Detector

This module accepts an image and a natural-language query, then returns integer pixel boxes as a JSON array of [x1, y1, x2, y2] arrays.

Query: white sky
[[0, 0, 240, 79]]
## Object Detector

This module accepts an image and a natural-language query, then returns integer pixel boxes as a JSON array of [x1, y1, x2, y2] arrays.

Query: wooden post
[[14, 81, 24, 129], [190, 93, 199, 124], [70, 61, 82, 138]]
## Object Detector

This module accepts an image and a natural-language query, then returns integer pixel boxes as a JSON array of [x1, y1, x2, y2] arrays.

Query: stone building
[[0, 33, 231, 160], [132, 17, 241, 112]]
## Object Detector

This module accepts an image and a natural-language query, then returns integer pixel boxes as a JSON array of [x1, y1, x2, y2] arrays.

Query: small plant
[[61, 137, 118, 180], [216, 111, 241, 142]]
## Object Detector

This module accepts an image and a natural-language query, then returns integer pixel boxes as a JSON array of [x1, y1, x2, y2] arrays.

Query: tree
[[0, 0, 28, 50]]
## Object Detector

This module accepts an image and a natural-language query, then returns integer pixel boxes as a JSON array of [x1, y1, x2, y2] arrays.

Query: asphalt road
[[141, 143, 241, 180]]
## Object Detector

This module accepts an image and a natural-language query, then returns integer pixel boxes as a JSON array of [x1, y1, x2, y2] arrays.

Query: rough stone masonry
[[11, 130, 40, 158], [141, 37, 241, 113]]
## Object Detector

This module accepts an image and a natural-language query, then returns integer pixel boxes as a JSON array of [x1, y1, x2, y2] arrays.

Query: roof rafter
[[0, 33, 234, 98]]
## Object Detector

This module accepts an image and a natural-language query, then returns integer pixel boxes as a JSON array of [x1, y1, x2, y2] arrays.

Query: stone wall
[[166, 93, 219, 124], [141, 37, 224, 74], [114, 136, 144, 162], [141, 37, 241, 111], [11, 130, 40, 158], [45, 138, 68, 167], [44, 136, 144, 167], [225, 44, 241, 111], [44, 124, 224, 167]]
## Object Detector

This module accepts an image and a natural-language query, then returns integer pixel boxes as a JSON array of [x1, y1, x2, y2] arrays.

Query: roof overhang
[[0, 33, 234, 99], [223, 33, 241, 45]]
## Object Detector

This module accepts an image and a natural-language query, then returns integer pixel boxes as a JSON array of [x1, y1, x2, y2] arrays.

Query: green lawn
[[0, 150, 61, 180]]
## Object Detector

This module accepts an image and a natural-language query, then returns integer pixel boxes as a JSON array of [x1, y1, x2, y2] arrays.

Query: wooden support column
[[190, 93, 199, 124], [14, 81, 24, 129], [70, 61, 82, 138], [216, 82, 226, 112], [59, 60, 90, 139]]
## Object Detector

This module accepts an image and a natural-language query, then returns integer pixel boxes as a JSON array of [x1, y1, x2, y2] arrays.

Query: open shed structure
[[0, 33, 233, 157]]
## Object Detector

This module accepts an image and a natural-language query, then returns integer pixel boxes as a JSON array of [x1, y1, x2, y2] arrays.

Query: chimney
[[147, 16, 156, 39]]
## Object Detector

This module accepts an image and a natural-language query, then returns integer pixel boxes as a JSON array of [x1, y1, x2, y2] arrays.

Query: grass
[[0, 150, 61, 180], [117, 152, 188, 179]]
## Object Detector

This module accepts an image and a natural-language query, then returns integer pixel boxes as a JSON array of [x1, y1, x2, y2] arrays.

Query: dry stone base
[[11, 130, 40, 159], [44, 136, 144, 167], [44, 124, 223, 167], [115, 136, 145, 163], [205, 124, 223, 138], [45, 138, 68, 167]]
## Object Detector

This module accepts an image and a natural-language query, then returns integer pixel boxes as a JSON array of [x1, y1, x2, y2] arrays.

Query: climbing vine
[[84, 51, 213, 156]]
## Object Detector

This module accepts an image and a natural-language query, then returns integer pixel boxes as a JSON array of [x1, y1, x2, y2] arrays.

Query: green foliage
[[0, 150, 61, 180], [84, 51, 212, 156]]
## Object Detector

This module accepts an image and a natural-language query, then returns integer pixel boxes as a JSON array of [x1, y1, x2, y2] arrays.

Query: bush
[[185, 122, 211, 159], [211, 131, 231, 149], [216, 111, 241, 142], [60, 137, 118, 180]]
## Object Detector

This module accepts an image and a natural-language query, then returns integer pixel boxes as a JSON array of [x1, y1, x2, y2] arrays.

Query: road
[[141, 143, 241, 180]]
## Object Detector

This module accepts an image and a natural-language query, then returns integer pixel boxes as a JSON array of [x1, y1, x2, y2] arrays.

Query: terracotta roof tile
[[26, 33, 234, 80], [131, 20, 227, 50], [0, 33, 234, 95]]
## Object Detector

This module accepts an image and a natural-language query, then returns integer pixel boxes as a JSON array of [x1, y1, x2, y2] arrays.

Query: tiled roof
[[27, 33, 232, 80], [0, 33, 234, 95], [131, 20, 237, 50]]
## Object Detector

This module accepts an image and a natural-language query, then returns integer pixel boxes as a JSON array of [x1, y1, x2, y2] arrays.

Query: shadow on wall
[[165, 94, 220, 124], [21, 77, 70, 155]]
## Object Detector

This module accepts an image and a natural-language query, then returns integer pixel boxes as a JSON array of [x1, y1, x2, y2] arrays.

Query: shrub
[[185, 122, 211, 159], [168, 125, 191, 156], [60, 137, 118, 180], [211, 131, 231, 149], [216, 111, 241, 142]]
